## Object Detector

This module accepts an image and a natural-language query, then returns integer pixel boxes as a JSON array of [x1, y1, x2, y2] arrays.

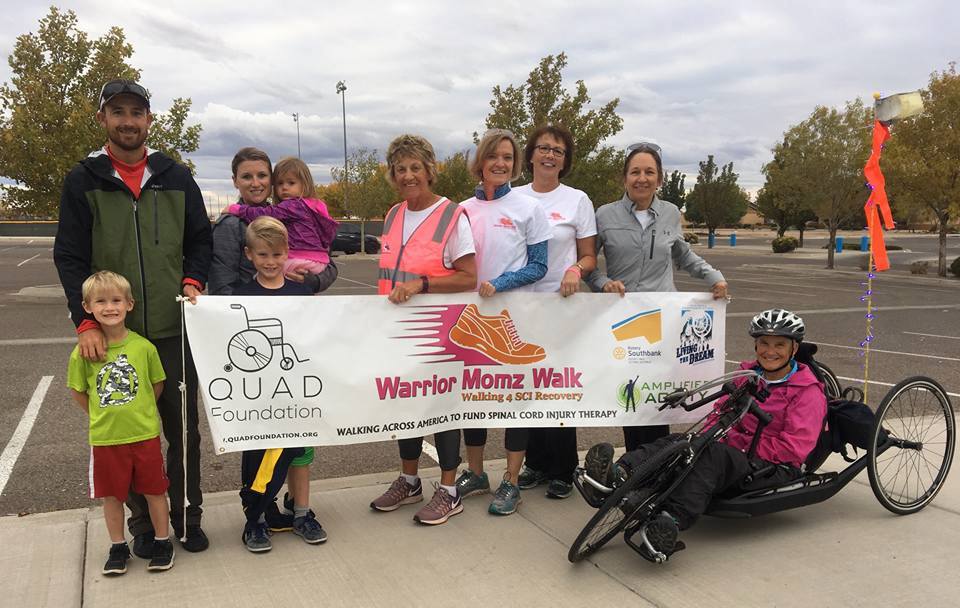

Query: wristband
[[566, 264, 582, 278], [420, 275, 429, 294], [77, 318, 101, 335]]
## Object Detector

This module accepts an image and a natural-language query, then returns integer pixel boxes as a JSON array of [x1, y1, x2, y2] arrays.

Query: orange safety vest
[[378, 198, 465, 295]]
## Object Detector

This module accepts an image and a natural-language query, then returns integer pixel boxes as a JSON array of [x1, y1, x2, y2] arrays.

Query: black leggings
[[462, 428, 529, 452], [623, 424, 670, 452], [524, 427, 578, 482], [398, 429, 461, 471], [619, 435, 799, 530]]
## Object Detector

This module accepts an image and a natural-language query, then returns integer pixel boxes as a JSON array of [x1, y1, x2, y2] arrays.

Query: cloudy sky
[[2, 1, 957, 207]]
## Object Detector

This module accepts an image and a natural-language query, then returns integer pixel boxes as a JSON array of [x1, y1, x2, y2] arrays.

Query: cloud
[[2, 0, 958, 200]]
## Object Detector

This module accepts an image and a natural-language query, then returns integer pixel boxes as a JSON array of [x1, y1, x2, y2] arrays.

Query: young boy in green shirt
[[67, 271, 174, 575]]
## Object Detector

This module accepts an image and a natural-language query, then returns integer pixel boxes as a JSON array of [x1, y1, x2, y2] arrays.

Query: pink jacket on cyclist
[[708, 360, 826, 468]]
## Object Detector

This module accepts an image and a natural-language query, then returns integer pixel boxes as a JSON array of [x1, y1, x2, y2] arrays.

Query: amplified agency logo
[[676, 308, 715, 365]]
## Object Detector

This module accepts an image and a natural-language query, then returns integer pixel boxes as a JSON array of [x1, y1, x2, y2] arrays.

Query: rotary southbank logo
[[610, 309, 662, 363]]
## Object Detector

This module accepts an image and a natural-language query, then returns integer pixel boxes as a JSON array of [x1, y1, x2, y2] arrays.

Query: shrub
[[950, 256, 960, 277], [772, 236, 799, 253], [683, 232, 699, 244]]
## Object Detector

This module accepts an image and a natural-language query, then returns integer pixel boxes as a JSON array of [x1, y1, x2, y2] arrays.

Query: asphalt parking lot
[[0, 231, 957, 517]]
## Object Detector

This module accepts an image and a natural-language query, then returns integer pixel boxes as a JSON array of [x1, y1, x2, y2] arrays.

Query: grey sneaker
[[517, 466, 548, 490], [413, 484, 464, 525], [370, 476, 423, 511], [455, 470, 490, 498], [488, 475, 522, 516], [545, 478, 573, 499], [242, 522, 272, 553], [293, 511, 328, 544]]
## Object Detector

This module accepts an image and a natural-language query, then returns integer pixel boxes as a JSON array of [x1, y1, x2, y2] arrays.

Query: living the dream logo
[[610, 308, 663, 364], [396, 304, 546, 366], [676, 308, 715, 365]]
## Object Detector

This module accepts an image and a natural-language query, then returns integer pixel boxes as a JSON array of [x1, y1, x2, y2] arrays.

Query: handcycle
[[568, 346, 955, 564]]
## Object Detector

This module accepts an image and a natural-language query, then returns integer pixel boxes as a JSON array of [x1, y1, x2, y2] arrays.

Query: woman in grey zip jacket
[[586, 143, 728, 451]]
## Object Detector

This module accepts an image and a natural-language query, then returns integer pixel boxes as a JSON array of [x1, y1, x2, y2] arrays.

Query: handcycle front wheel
[[868, 376, 955, 515], [568, 440, 688, 563]]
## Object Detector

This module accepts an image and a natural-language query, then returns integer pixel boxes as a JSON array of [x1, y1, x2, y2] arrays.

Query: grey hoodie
[[586, 194, 723, 293]]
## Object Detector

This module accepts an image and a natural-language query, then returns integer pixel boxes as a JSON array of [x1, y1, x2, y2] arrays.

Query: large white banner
[[185, 293, 725, 453]]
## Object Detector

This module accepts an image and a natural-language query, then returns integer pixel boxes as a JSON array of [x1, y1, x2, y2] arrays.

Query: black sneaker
[[132, 532, 154, 559], [265, 499, 294, 532], [584, 443, 616, 488], [638, 513, 680, 564], [242, 521, 272, 553], [517, 466, 548, 490], [147, 539, 175, 571], [173, 524, 210, 553], [545, 479, 573, 499], [102, 543, 130, 576]]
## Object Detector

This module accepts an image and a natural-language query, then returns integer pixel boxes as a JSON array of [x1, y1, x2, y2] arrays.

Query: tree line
[[1, 8, 957, 274]]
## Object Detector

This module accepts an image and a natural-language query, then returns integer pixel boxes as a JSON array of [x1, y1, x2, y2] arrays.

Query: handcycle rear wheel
[[568, 440, 688, 563], [868, 376, 955, 515], [817, 361, 842, 400]]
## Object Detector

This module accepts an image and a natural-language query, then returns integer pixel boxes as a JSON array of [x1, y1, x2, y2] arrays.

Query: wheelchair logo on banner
[[223, 304, 310, 373], [676, 308, 716, 365]]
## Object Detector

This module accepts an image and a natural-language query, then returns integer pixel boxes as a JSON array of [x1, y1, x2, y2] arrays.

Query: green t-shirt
[[67, 331, 166, 446]]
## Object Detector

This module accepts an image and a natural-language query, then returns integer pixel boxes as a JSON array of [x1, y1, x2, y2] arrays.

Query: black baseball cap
[[98, 79, 150, 110]]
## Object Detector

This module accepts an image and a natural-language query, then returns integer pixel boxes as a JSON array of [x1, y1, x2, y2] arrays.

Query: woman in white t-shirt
[[514, 125, 597, 500], [370, 135, 477, 526], [456, 128, 553, 516]]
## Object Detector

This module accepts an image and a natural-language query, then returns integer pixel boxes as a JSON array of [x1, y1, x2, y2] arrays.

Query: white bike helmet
[[749, 309, 805, 341]]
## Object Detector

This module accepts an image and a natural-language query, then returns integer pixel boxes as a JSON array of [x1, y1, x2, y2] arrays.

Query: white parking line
[[903, 331, 960, 340], [336, 276, 378, 289], [421, 439, 439, 464], [816, 341, 960, 362], [727, 303, 960, 318], [0, 375, 53, 495], [17, 253, 42, 267]]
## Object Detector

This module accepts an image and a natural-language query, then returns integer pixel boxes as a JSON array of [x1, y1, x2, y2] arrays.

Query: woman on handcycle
[[583, 308, 827, 562]]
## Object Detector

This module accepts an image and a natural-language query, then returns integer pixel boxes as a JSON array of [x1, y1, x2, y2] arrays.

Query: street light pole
[[291, 112, 301, 158], [336, 81, 360, 252]]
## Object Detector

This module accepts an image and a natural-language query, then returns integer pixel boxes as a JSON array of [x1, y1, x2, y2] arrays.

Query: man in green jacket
[[54, 80, 212, 555]]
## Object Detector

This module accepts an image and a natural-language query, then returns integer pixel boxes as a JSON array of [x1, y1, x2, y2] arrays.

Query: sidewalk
[[3, 452, 958, 608]]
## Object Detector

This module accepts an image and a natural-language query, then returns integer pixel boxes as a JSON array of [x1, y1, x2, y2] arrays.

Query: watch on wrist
[[420, 275, 429, 294]]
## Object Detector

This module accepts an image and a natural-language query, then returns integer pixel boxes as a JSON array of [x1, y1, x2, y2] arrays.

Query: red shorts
[[89, 437, 169, 501]]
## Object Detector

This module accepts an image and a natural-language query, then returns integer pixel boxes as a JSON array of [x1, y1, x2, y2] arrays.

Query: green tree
[[331, 147, 395, 253], [770, 100, 871, 269], [685, 156, 749, 238], [658, 169, 686, 210], [479, 52, 624, 206], [886, 63, 960, 276], [758, 144, 817, 245], [147, 97, 201, 172], [0, 7, 201, 218], [434, 150, 476, 203]]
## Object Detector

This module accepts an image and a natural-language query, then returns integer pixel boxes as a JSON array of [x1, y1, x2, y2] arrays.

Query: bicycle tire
[[568, 440, 689, 563], [868, 376, 955, 515], [817, 361, 842, 400]]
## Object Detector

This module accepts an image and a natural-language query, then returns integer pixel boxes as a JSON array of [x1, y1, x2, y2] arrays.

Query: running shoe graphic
[[449, 304, 545, 365]]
